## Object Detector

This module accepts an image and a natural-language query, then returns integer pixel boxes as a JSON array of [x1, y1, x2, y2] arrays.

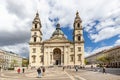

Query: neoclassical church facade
[[29, 11, 84, 67]]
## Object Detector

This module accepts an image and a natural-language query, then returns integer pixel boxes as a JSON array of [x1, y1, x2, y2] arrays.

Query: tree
[[11, 59, 18, 67], [0, 58, 9, 69], [0, 58, 4, 66], [22, 59, 29, 67], [97, 55, 110, 63], [84, 59, 89, 65]]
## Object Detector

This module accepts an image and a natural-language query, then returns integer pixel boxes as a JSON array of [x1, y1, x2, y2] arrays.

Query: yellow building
[[29, 11, 84, 67], [0, 49, 22, 69]]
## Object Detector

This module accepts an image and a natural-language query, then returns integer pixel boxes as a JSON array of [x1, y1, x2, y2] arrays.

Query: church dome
[[52, 23, 64, 36]]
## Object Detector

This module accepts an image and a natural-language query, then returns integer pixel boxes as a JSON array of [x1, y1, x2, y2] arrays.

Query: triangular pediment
[[43, 36, 71, 43]]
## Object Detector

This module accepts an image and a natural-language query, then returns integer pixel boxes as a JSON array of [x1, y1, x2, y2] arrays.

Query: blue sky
[[0, 0, 120, 57]]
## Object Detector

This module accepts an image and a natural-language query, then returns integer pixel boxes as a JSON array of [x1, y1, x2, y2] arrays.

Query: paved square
[[0, 67, 120, 80]]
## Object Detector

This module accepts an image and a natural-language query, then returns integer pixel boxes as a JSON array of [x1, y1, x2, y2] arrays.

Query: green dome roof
[[52, 23, 64, 36]]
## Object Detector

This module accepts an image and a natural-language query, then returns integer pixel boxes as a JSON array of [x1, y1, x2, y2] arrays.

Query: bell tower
[[73, 11, 84, 65], [30, 12, 42, 43], [29, 12, 43, 67], [73, 11, 83, 42]]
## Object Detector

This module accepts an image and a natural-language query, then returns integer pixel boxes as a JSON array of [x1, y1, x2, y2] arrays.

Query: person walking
[[75, 66, 78, 72], [17, 68, 21, 74], [102, 66, 106, 74], [42, 67, 45, 76], [91, 65, 93, 69], [0, 67, 2, 72], [0, 67, 1, 72], [22, 68, 25, 73], [63, 66, 65, 71], [37, 67, 42, 78]]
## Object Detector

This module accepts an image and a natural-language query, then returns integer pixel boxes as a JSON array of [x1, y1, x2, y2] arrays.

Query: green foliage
[[11, 59, 18, 67], [84, 59, 88, 65], [8, 68, 14, 70], [97, 55, 110, 63], [0, 58, 5, 63], [22, 59, 29, 67]]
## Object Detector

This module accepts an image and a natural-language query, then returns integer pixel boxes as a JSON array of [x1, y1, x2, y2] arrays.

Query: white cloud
[[114, 39, 120, 46], [85, 38, 120, 57], [90, 26, 120, 42], [0, 0, 120, 57], [119, 35, 120, 38], [85, 45, 113, 57], [0, 43, 29, 58]]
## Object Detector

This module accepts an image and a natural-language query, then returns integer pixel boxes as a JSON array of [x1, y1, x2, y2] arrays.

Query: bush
[[8, 68, 14, 70]]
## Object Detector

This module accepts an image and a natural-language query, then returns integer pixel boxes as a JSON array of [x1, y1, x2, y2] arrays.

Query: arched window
[[78, 36, 81, 41], [40, 37, 42, 41], [35, 24, 37, 28], [77, 23, 80, 28], [34, 37, 36, 42]]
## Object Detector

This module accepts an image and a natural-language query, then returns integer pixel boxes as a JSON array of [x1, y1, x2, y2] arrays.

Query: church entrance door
[[53, 48, 61, 65]]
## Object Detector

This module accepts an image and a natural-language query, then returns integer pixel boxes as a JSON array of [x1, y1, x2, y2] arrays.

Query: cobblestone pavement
[[65, 68, 120, 80], [0, 67, 73, 80], [0, 67, 120, 80]]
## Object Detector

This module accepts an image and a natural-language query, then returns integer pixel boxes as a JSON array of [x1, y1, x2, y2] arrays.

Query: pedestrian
[[22, 68, 25, 73], [37, 67, 42, 78], [102, 66, 106, 74], [75, 66, 78, 72], [42, 67, 45, 76], [63, 66, 65, 71], [17, 68, 21, 74], [91, 65, 93, 69], [0, 67, 1, 71]]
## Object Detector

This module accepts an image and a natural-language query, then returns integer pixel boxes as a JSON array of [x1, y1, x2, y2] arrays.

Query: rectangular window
[[33, 48, 36, 53], [78, 47, 81, 52], [40, 55, 43, 62], [71, 48, 73, 52], [70, 55, 74, 62], [78, 54, 81, 61], [32, 55, 36, 63]]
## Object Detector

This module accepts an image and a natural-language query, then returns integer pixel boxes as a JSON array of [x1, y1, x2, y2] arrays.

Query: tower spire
[[36, 10, 39, 16], [33, 11, 40, 23], [74, 11, 82, 22], [76, 10, 79, 16]]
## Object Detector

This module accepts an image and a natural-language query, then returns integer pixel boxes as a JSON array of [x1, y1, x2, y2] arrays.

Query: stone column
[[61, 53, 64, 65], [48, 52, 50, 66], [74, 44, 77, 65], [43, 52, 47, 66], [67, 52, 69, 65], [64, 47, 67, 66], [50, 52, 52, 65], [43, 48, 48, 66], [52, 52, 54, 65]]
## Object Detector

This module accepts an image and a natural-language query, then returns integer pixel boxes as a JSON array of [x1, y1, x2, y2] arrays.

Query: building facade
[[105, 46, 120, 68], [85, 46, 120, 68], [29, 11, 84, 67], [0, 49, 22, 69]]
